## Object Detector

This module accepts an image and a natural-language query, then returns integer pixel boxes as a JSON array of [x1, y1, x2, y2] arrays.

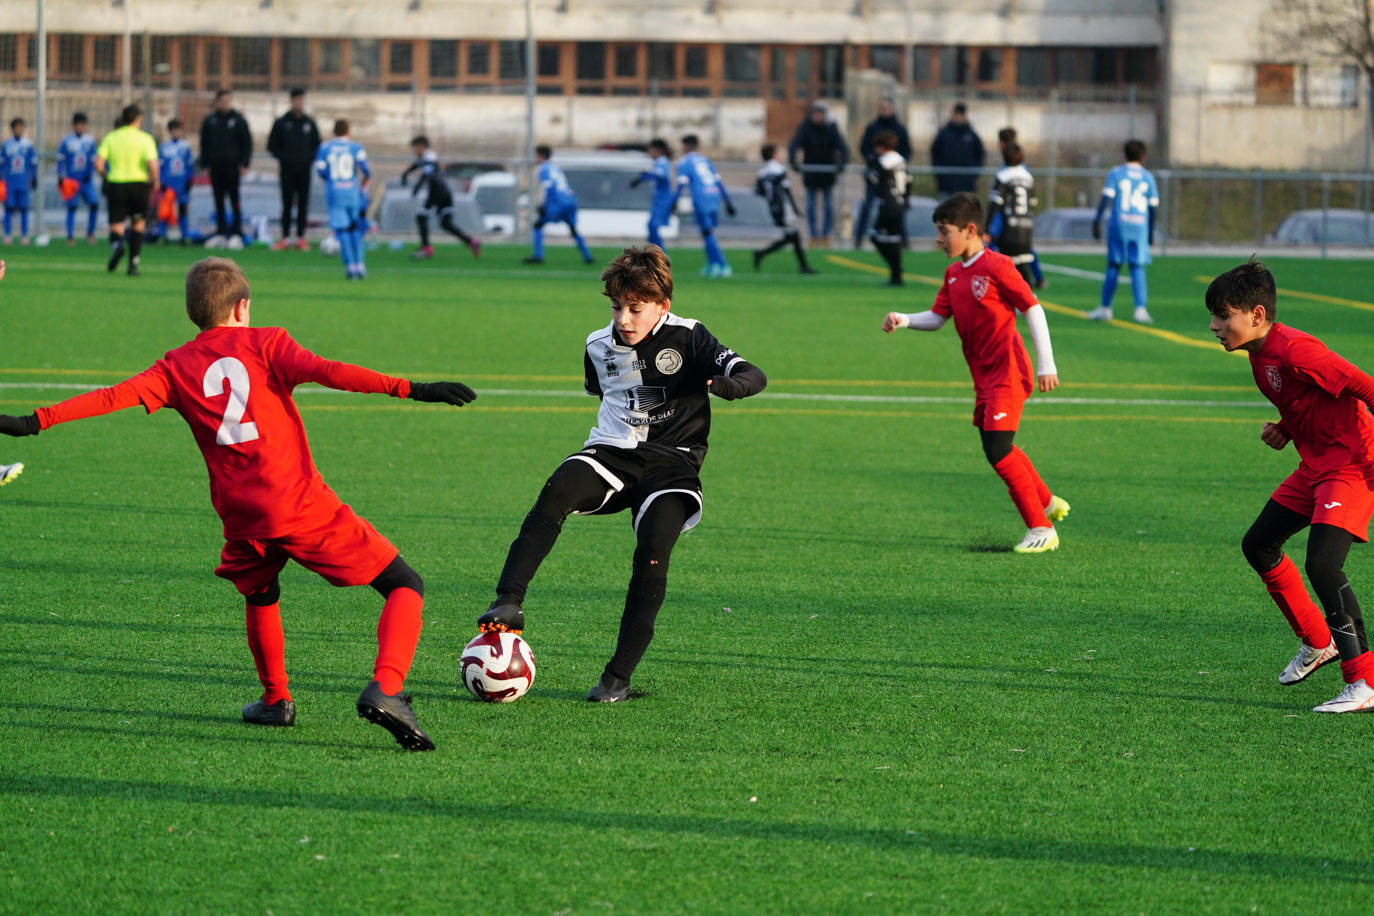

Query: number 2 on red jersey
[[202, 356, 260, 445]]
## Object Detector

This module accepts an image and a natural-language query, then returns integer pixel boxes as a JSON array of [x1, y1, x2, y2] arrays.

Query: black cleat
[[357, 681, 435, 751], [478, 601, 524, 635], [752, 250, 762, 271], [800, 266, 818, 274], [586, 673, 630, 703], [522, 256, 544, 265], [106, 241, 125, 272], [127, 261, 141, 277], [242, 697, 296, 727]]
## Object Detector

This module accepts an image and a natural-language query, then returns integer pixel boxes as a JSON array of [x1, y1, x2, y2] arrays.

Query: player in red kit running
[[0, 257, 478, 748], [882, 191, 1068, 553], [1207, 260, 1374, 713]]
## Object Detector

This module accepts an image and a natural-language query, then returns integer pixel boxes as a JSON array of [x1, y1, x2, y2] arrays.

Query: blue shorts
[[693, 204, 719, 232], [648, 200, 674, 228], [4, 185, 30, 210], [328, 201, 363, 231], [542, 202, 578, 226], [66, 179, 100, 207], [1107, 229, 1151, 266]]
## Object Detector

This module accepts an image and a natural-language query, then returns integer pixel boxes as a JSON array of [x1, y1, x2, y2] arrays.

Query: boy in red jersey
[[1207, 260, 1374, 712], [0, 257, 478, 748], [881, 191, 1068, 553]]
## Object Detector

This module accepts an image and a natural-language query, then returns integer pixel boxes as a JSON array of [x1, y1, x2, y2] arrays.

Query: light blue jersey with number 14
[[1101, 162, 1158, 240]]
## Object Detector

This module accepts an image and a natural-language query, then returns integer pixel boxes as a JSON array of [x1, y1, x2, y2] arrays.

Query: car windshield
[[564, 167, 645, 210]]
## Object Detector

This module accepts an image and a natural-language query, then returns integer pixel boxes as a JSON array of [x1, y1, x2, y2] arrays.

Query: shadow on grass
[[2, 771, 1369, 884]]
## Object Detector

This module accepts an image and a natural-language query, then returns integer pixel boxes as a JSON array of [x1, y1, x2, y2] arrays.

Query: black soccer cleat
[[106, 240, 125, 272], [478, 601, 524, 635], [242, 697, 296, 727], [356, 680, 435, 752], [521, 256, 544, 265], [752, 250, 762, 271], [586, 673, 630, 703]]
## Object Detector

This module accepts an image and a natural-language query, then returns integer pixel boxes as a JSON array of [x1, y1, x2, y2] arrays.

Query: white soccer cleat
[[1133, 306, 1154, 324], [203, 234, 225, 249], [1313, 678, 1374, 713], [1279, 639, 1339, 685], [226, 235, 245, 251], [1046, 494, 1071, 524], [1087, 306, 1113, 321], [0, 461, 23, 486], [1013, 526, 1059, 554]]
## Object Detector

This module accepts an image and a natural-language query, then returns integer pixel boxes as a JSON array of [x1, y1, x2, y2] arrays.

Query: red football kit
[[35, 326, 412, 590], [1249, 323, 1374, 540], [931, 248, 1040, 430]]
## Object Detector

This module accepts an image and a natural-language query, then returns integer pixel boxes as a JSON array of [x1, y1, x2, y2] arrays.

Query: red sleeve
[[994, 255, 1038, 313], [270, 331, 411, 398], [35, 365, 172, 430], [1288, 337, 1355, 398], [932, 268, 953, 317], [1343, 365, 1374, 405]]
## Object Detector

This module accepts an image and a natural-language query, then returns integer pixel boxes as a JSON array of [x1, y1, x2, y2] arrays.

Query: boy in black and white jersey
[[752, 143, 815, 275], [478, 245, 767, 701], [401, 135, 481, 261], [987, 141, 1038, 288]]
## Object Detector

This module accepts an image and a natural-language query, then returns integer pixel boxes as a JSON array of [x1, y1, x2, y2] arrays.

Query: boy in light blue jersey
[[675, 135, 736, 277], [57, 113, 100, 244], [157, 119, 196, 243], [1090, 139, 1159, 325], [526, 145, 593, 265], [2, 118, 38, 244], [630, 138, 675, 249], [314, 119, 371, 280]]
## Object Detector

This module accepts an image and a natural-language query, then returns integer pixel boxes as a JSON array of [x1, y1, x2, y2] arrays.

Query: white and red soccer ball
[[460, 632, 536, 702]]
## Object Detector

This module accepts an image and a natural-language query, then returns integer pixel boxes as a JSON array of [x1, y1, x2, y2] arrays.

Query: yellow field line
[[1193, 275, 1374, 313], [828, 254, 1235, 355]]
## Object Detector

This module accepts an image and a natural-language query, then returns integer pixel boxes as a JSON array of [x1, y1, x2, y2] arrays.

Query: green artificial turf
[[2, 240, 1373, 913]]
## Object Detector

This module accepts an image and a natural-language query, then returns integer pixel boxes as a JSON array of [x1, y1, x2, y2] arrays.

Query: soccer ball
[[460, 631, 536, 703], [319, 236, 341, 256]]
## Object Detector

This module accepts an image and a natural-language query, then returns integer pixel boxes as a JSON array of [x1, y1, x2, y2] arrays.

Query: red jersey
[[36, 326, 411, 538], [1250, 323, 1374, 474], [931, 248, 1039, 397]]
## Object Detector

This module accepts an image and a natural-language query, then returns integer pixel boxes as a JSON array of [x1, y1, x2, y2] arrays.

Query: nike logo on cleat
[[1325, 501, 1343, 509]]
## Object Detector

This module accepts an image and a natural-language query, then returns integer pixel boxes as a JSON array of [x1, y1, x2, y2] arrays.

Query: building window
[[724, 44, 760, 84], [498, 40, 525, 80], [430, 40, 457, 79], [1055, 49, 1086, 84], [684, 45, 707, 79], [647, 42, 674, 80], [538, 43, 560, 77], [94, 35, 119, 78], [351, 39, 380, 86], [56, 35, 82, 75], [178, 38, 196, 77], [870, 45, 901, 79], [1017, 48, 1049, 88], [281, 38, 310, 78], [1092, 48, 1117, 84], [390, 41, 413, 76], [940, 47, 967, 85], [319, 40, 343, 76], [1123, 47, 1152, 85], [230, 37, 270, 87], [911, 47, 933, 83], [467, 41, 490, 76], [820, 44, 843, 96], [1255, 62, 1294, 105], [577, 42, 605, 81], [614, 44, 637, 78], [976, 48, 1001, 83], [0, 35, 16, 73]]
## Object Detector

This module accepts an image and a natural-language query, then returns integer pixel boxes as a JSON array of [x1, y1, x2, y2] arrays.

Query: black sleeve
[[197, 118, 210, 168], [690, 322, 764, 398], [896, 124, 912, 162], [723, 361, 767, 399], [266, 117, 280, 158], [835, 126, 850, 168], [583, 351, 601, 397], [307, 118, 321, 157], [237, 117, 253, 168]]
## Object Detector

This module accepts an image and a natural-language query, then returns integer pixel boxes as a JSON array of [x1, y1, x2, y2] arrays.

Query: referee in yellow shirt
[[95, 104, 159, 277]]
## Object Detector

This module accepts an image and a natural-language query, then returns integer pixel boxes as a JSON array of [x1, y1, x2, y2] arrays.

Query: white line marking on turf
[[0, 381, 1275, 410], [1041, 263, 1129, 283]]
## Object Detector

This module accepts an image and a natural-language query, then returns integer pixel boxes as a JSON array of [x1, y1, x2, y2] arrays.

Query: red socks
[[993, 447, 1052, 529], [374, 587, 424, 695], [245, 602, 291, 704], [1339, 652, 1374, 684], [1260, 556, 1333, 648]]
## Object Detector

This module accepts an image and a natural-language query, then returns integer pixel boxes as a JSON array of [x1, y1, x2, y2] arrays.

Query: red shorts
[[972, 390, 1027, 431], [1271, 463, 1374, 542], [215, 503, 399, 595]]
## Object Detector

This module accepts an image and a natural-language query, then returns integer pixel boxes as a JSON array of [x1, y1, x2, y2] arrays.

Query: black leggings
[[495, 459, 690, 681], [980, 429, 1015, 465], [1242, 499, 1367, 656]]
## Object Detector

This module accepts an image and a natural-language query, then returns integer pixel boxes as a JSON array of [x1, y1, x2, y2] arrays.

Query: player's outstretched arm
[[882, 311, 947, 333], [409, 381, 477, 406], [0, 414, 40, 436], [707, 362, 765, 401]]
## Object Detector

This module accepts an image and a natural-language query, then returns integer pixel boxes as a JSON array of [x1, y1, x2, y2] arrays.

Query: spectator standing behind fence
[[199, 89, 253, 248], [854, 98, 911, 249], [930, 102, 985, 198], [267, 88, 321, 251], [787, 101, 849, 248]]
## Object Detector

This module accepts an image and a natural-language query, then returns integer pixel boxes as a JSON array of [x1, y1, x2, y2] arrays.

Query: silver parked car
[[1267, 209, 1374, 246]]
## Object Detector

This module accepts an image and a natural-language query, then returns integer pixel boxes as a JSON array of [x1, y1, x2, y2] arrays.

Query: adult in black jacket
[[199, 89, 253, 240], [787, 101, 849, 247], [854, 97, 912, 248], [266, 88, 321, 249], [930, 102, 985, 197]]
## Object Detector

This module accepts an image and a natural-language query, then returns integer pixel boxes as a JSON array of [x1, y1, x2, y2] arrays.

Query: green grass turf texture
[[2, 240, 1373, 913]]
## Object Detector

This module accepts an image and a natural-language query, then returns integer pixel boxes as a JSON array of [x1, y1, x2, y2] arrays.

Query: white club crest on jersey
[[655, 348, 683, 375], [1266, 366, 1282, 392], [970, 275, 990, 300]]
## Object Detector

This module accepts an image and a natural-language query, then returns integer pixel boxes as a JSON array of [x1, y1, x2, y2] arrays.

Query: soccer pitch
[[3, 242, 1373, 912]]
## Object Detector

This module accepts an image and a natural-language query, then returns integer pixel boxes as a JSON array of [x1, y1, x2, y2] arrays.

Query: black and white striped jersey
[[582, 313, 752, 468], [989, 164, 1036, 259]]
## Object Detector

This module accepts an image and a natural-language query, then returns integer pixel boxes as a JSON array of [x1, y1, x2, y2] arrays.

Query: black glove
[[725, 202, 737, 218], [409, 382, 477, 406], [629, 177, 642, 189], [1148, 229, 1155, 246], [707, 375, 745, 401], [0, 413, 41, 436], [1091, 221, 1101, 241]]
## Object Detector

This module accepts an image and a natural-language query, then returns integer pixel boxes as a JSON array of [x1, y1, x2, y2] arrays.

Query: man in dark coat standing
[[787, 101, 849, 247], [267, 88, 321, 250], [199, 89, 253, 243], [854, 97, 912, 248], [930, 102, 985, 198]]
